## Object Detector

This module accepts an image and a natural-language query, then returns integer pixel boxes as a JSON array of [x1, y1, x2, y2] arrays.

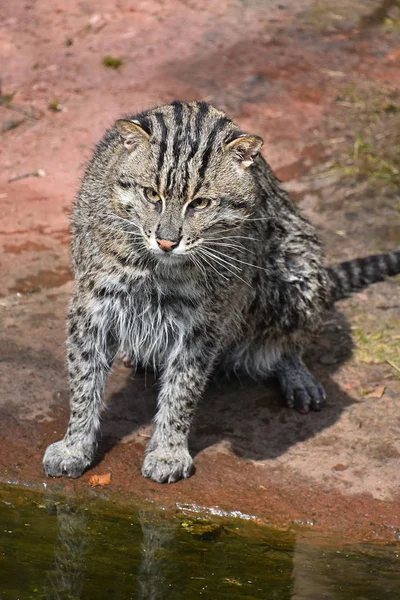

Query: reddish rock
[[0, 0, 399, 542]]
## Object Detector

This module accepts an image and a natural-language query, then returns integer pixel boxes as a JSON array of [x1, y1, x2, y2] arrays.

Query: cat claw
[[285, 382, 326, 413], [43, 439, 93, 478], [276, 358, 326, 414], [142, 445, 195, 483]]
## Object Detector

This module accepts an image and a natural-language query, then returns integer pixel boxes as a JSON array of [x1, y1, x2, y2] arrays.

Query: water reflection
[[136, 511, 177, 600], [34, 497, 293, 599], [0, 489, 399, 600], [43, 507, 87, 600]]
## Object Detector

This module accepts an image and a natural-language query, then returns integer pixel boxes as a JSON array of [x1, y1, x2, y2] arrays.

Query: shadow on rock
[[97, 307, 355, 466]]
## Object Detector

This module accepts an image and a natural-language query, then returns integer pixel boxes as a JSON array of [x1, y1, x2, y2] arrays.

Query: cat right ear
[[225, 134, 263, 168], [116, 119, 150, 152]]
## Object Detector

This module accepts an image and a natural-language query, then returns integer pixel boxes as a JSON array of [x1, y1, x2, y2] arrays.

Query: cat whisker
[[207, 235, 258, 242], [202, 241, 255, 255], [109, 228, 142, 238], [109, 214, 142, 231], [195, 250, 229, 281], [206, 225, 243, 237], [123, 230, 143, 237], [206, 247, 269, 273], [203, 243, 252, 256], [188, 253, 208, 280], [243, 216, 272, 222], [102, 225, 143, 240], [198, 248, 252, 288], [200, 248, 242, 272]]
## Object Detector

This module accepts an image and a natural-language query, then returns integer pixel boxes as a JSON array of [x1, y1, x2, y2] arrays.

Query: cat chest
[[118, 284, 202, 363]]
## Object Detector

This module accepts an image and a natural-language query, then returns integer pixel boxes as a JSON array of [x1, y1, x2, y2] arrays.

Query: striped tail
[[326, 250, 400, 303]]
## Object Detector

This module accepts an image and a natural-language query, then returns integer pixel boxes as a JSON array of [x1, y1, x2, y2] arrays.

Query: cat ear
[[115, 119, 150, 152], [225, 134, 264, 168]]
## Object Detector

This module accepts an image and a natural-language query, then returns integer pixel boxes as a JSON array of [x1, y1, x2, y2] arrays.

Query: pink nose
[[156, 238, 178, 252]]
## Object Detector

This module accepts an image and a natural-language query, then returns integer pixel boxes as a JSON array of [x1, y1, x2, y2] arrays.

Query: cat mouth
[[149, 245, 188, 261], [145, 235, 191, 259]]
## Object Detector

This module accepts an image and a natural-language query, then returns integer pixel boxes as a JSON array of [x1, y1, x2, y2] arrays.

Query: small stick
[[0, 82, 39, 121], [0, 100, 38, 120], [386, 359, 400, 374], [8, 169, 46, 183]]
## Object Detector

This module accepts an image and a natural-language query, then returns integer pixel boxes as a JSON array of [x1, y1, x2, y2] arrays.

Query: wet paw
[[43, 440, 93, 479], [278, 364, 326, 414], [142, 446, 195, 483]]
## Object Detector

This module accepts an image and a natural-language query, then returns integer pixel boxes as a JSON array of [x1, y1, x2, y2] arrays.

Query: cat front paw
[[43, 439, 93, 479], [142, 445, 195, 483]]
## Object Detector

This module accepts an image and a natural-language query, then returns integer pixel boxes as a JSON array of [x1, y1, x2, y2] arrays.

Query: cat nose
[[156, 238, 179, 252]]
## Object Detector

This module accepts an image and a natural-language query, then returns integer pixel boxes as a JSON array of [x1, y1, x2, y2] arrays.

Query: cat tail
[[326, 250, 400, 303]]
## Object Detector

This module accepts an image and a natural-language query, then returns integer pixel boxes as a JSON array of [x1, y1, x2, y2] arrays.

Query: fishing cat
[[43, 101, 400, 483]]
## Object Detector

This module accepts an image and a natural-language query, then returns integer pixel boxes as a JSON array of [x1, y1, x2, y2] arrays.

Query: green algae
[[384, 16, 400, 33], [1, 485, 400, 599], [103, 56, 123, 69], [48, 99, 63, 112]]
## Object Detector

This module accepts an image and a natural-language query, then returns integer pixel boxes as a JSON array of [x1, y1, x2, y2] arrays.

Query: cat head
[[111, 101, 263, 260]]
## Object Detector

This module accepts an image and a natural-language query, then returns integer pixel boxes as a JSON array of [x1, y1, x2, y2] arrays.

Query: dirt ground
[[1, 0, 399, 542]]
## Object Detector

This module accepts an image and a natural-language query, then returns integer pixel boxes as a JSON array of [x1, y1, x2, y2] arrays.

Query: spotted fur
[[43, 101, 400, 483]]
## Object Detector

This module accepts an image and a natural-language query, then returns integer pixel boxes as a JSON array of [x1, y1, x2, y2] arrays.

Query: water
[[0, 486, 399, 600]]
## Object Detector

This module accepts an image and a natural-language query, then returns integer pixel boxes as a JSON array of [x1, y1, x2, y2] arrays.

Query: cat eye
[[118, 179, 132, 190], [144, 188, 161, 204], [189, 197, 211, 211]]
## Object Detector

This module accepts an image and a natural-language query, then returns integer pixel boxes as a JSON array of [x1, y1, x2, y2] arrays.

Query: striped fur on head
[[109, 101, 263, 258]]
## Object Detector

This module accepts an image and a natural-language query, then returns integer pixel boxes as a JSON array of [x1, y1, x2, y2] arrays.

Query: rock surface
[[0, 0, 399, 541]]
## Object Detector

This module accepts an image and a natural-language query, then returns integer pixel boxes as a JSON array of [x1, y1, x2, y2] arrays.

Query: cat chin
[[152, 250, 188, 263]]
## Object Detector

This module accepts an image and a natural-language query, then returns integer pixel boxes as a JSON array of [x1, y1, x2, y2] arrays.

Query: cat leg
[[142, 328, 219, 484], [43, 297, 117, 478], [274, 353, 326, 414]]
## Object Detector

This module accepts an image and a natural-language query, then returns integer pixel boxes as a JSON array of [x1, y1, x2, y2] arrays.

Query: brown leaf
[[88, 473, 111, 487], [333, 463, 348, 472], [365, 385, 386, 399]]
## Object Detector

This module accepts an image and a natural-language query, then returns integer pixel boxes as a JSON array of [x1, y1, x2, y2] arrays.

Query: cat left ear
[[116, 119, 150, 152], [225, 134, 264, 168]]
